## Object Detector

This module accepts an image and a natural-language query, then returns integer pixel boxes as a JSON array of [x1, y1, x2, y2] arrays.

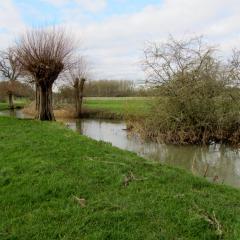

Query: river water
[[1, 109, 240, 188]]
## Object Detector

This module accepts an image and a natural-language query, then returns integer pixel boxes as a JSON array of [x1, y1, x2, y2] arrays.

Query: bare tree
[[16, 27, 75, 120], [140, 36, 240, 144], [66, 57, 88, 117], [143, 36, 218, 90], [81, 80, 135, 97], [227, 49, 240, 86], [0, 48, 22, 109]]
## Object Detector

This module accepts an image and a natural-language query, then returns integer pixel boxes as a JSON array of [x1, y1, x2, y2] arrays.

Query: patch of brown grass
[[23, 101, 76, 119]]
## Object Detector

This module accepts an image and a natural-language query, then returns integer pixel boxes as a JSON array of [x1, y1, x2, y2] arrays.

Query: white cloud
[[75, 0, 106, 12], [42, 0, 69, 7], [0, 0, 25, 48], [69, 0, 240, 80], [43, 0, 107, 12], [0, 0, 25, 32]]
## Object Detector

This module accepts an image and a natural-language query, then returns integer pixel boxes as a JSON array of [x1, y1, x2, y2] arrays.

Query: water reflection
[[0, 109, 32, 119], [1, 109, 240, 188]]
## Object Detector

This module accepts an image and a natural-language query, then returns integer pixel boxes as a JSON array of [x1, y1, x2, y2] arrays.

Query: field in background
[[83, 97, 152, 118]]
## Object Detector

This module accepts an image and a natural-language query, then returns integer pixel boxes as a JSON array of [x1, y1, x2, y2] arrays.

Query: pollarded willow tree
[[66, 57, 88, 117], [16, 28, 75, 120]]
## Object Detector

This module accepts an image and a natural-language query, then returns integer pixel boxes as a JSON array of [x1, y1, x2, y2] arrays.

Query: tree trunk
[[37, 84, 55, 121], [35, 83, 40, 118], [75, 85, 81, 117], [8, 93, 14, 109], [79, 78, 85, 116], [74, 78, 85, 118]]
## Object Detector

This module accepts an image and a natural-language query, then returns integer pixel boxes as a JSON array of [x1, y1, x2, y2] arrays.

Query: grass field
[[83, 97, 152, 118], [1, 116, 240, 239]]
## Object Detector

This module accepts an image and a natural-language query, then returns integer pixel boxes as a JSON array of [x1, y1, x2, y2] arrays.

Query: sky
[[0, 0, 240, 81]]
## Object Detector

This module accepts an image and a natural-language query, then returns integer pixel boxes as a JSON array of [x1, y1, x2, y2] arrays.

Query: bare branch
[[0, 48, 22, 81]]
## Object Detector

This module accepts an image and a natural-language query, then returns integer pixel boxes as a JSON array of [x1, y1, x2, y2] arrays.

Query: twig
[[123, 171, 148, 186], [202, 211, 223, 236], [213, 176, 219, 182], [191, 153, 196, 174], [73, 196, 86, 208], [203, 164, 209, 178], [194, 204, 223, 237]]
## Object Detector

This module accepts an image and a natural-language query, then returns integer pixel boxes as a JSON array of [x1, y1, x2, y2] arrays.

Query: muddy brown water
[[1, 109, 240, 188]]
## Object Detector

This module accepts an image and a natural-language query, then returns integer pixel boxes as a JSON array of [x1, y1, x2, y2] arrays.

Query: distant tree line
[[84, 80, 135, 97], [56, 79, 135, 101], [55, 79, 156, 105]]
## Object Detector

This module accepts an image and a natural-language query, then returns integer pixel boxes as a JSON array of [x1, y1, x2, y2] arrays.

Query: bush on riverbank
[[1, 116, 240, 239], [138, 36, 240, 145], [131, 78, 240, 145]]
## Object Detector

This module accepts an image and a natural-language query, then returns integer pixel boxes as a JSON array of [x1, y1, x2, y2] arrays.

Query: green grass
[[83, 97, 151, 118], [1, 116, 240, 239]]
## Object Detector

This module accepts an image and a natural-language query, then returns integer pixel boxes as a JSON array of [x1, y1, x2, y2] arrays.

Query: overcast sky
[[0, 0, 240, 81]]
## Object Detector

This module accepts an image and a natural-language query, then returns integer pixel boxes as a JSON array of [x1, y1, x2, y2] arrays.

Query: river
[[1, 109, 240, 188]]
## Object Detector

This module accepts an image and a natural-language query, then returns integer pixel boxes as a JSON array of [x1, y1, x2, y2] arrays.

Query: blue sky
[[0, 0, 240, 80], [13, 0, 163, 26]]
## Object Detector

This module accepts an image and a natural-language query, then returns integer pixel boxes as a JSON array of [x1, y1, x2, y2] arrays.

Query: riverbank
[[1, 116, 240, 239]]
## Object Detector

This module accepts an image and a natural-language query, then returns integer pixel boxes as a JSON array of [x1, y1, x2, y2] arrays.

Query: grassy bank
[[1, 117, 240, 239], [82, 97, 151, 119]]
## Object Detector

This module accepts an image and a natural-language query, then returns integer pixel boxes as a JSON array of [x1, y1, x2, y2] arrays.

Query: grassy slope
[[0, 117, 240, 239], [83, 97, 151, 118]]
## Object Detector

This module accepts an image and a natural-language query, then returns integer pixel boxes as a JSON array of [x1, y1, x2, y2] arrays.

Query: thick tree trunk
[[8, 93, 14, 109], [36, 84, 55, 121]]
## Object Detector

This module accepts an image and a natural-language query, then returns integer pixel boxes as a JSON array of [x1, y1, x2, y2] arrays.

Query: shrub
[[138, 36, 240, 145]]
